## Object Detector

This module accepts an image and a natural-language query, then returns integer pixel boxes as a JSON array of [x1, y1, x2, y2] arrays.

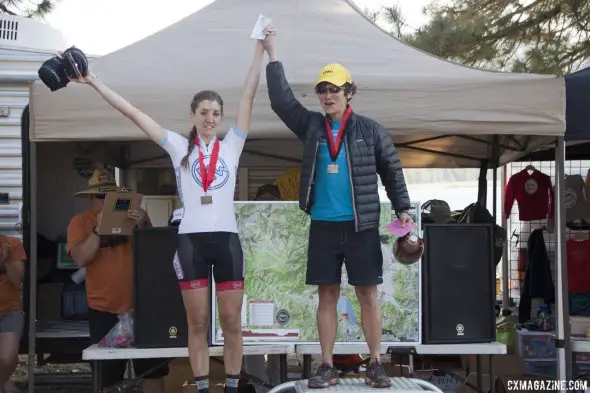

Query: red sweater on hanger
[[504, 169, 554, 221]]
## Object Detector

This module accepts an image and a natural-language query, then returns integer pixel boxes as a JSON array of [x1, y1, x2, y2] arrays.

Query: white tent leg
[[500, 165, 509, 309], [554, 136, 572, 390]]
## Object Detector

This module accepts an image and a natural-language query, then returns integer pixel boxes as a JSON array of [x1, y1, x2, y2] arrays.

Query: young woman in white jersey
[[68, 30, 273, 393]]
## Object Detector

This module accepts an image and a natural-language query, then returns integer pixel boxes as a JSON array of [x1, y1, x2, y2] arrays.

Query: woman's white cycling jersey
[[158, 126, 246, 234]]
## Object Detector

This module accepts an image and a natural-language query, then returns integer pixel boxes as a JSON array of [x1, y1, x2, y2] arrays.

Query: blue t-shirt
[[310, 120, 354, 221]]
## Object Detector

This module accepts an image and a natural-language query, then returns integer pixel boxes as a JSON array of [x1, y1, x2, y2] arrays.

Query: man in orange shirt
[[0, 235, 26, 393], [67, 169, 168, 393]]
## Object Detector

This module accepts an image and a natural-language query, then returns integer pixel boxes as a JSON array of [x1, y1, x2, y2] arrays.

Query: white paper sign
[[250, 14, 272, 40], [172, 207, 184, 222]]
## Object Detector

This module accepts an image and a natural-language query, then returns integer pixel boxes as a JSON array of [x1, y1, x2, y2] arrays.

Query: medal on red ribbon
[[324, 106, 352, 174], [195, 135, 220, 204]]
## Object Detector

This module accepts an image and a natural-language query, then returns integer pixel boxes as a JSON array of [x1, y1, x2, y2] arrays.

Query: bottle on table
[[537, 304, 551, 331]]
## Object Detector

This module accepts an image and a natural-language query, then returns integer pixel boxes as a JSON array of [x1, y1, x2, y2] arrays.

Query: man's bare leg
[[356, 285, 391, 388], [308, 284, 341, 389]]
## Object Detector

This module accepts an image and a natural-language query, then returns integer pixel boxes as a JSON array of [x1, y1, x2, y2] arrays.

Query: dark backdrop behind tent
[[564, 64, 590, 142], [507, 63, 590, 161], [28, 0, 565, 168]]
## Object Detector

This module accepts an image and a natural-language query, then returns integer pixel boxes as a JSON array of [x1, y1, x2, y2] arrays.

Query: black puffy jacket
[[266, 61, 411, 232]]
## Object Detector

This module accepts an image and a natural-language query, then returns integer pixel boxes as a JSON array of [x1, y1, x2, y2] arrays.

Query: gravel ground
[[10, 355, 94, 393]]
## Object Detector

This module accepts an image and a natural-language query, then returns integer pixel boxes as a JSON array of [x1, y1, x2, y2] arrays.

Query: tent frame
[[22, 122, 572, 392], [66, 133, 527, 169]]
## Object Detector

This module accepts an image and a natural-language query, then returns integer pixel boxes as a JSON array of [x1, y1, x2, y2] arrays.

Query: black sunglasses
[[315, 85, 342, 95]]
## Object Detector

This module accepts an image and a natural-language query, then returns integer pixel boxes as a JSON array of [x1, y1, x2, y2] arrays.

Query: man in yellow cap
[[260, 26, 412, 389]]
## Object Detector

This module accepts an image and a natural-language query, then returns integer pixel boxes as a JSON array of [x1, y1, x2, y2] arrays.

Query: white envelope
[[250, 14, 272, 40]]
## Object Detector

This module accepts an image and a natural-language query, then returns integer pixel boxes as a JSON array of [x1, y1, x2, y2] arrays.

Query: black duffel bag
[[457, 201, 506, 266]]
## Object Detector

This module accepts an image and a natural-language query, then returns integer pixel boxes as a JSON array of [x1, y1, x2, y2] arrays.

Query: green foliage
[[375, 0, 589, 74], [0, 0, 56, 18], [212, 202, 420, 344]]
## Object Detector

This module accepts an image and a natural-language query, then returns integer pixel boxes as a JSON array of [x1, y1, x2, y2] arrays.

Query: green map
[[212, 201, 420, 344]]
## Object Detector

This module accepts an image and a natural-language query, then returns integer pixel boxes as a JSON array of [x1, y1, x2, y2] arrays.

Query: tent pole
[[554, 135, 571, 389], [27, 141, 38, 393], [500, 165, 510, 310], [477, 161, 488, 207], [492, 166, 497, 220]]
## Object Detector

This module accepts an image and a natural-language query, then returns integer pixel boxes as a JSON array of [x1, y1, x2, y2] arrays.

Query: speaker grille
[[422, 223, 496, 344], [133, 227, 191, 348]]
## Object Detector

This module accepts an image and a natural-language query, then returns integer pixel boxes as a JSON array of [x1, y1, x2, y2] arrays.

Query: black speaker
[[133, 227, 211, 348], [421, 223, 496, 344]]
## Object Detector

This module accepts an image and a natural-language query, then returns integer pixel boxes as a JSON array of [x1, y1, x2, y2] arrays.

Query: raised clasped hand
[[260, 25, 277, 53]]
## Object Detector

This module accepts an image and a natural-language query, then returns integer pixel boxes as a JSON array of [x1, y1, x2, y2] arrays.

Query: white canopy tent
[[28, 0, 566, 168]]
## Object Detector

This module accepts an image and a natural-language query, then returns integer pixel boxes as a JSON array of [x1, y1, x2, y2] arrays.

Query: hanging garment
[[519, 228, 555, 323], [565, 174, 590, 222], [504, 169, 553, 221], [567, 238, 590, 294]]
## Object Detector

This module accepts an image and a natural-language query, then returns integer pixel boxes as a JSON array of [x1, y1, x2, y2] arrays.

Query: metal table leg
[[489, 355, 495, 393], [92, 360, 102, 393], [303, 355, 312, 379], [279, 354, 288, 383], [476, 355, 482, 393]]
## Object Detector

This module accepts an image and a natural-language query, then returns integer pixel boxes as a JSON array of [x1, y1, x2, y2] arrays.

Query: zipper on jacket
[[305, 139, 320, 211], [344, 140, 359, 232]]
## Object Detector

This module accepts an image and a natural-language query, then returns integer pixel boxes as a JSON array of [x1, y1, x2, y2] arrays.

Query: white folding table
[[82, 344, 295, 393]]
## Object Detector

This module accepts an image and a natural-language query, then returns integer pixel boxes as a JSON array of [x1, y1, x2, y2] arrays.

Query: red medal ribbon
[[324, 106, 352, 162], [195, 135, 220, 193]]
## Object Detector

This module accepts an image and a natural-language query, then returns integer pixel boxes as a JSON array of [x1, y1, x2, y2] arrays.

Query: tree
[[373, 1, 589, 75], [0, 0, 56, 19]]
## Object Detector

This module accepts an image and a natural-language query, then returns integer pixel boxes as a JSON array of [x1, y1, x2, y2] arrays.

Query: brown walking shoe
[[365, 361, 392, 388], [308, 362, 339, 389]]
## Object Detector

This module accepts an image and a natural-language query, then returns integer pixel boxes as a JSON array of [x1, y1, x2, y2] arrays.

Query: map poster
[[211, 201, 421, 345]]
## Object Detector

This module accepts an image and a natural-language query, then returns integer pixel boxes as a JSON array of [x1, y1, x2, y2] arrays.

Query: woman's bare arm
[[235, 41, 265, 133]]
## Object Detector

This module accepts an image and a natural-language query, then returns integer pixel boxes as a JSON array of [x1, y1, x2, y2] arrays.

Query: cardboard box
[[96, 191, 143, 236], [383, 363, 411, 377], [461, 354, 524, 377], [571, 316, 590, 337], [414, 369, 464, 393], [165, 357, 226, 393]]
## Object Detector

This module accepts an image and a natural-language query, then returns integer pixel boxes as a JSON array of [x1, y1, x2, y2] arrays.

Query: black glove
[[37, 55, 69, 91], [62, 46, 89, 79]]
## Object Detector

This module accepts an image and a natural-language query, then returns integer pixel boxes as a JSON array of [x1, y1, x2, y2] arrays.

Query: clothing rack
[[505, 160, 590, 305]]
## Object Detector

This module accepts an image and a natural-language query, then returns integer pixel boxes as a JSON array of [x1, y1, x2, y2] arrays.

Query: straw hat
[[74, 168, 123, 197]]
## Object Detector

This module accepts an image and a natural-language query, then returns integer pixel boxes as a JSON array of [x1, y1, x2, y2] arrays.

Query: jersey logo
[[190, 155, 230, 190]]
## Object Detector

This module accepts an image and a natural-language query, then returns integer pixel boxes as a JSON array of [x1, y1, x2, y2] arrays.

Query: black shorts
[[174, 232, 244, 291], [306, 220, 383, 286], [88, 308, 170, 388]]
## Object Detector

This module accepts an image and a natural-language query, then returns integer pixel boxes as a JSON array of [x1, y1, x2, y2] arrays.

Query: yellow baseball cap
[[315, 63, 352, 87]]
